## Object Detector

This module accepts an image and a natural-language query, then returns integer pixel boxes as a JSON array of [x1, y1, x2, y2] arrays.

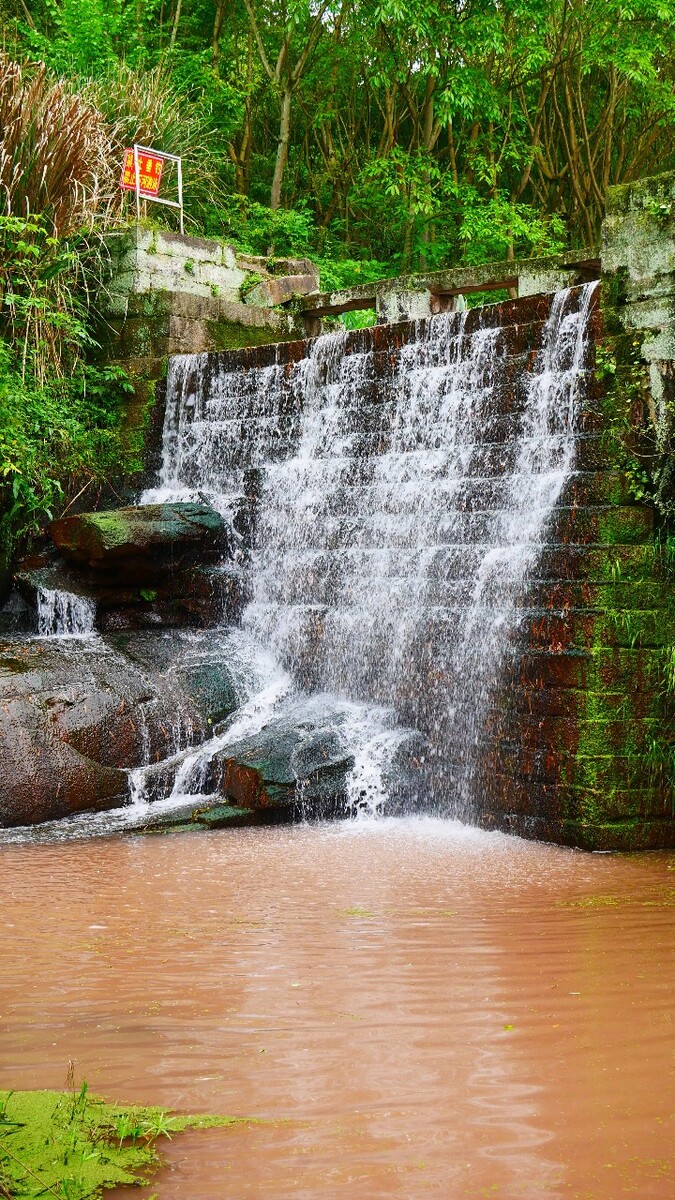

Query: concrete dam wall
[[144, 273, 673, 851]]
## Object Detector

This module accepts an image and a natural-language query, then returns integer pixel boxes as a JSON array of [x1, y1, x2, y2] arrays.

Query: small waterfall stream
[[36, 587, 96, 638], [141, 284, 597, 814]]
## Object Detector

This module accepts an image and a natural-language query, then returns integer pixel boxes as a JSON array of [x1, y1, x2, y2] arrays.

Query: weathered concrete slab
[[295, 248, 599, 331]]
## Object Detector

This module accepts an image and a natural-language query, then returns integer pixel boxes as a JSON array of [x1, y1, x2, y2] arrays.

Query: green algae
[[559, 887, 675, 909], [193, 803, 255, 828], [0, 1086, 237, 1199]]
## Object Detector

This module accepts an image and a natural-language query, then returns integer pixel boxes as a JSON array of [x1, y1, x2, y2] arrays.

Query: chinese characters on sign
[[119, 143, 184, 234], [119, 148, 165, 197]]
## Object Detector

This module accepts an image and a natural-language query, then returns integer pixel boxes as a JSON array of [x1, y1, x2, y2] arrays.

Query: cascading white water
[[36, 587, 96, 638], [143, 284, 597, 814], [440, 283, 598, 805]]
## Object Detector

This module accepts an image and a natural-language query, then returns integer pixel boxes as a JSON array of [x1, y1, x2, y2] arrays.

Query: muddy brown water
[[0, 818, 673, 1199]]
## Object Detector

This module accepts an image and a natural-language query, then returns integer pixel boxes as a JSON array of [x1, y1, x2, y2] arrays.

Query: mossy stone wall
[[97, 228, 314, 484], [485, 173, 675, 850]]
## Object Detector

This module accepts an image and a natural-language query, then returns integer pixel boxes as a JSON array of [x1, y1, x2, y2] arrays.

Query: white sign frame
[[130, 144, 184, 235]]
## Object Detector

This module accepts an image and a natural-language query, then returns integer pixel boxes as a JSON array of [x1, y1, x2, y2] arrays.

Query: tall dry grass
[[0, 53, 226, 381], [1, 53, 227, 239], [83, 61, 226, 223], [0, 54, 115, 235]]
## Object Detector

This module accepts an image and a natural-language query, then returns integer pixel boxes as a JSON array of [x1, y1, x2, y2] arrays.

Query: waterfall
[[36, 587, 96, 638], [144, 284, 597, 814]]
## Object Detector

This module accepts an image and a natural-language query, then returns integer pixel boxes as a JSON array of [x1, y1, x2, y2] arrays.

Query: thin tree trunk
[[169, 0, 182, 51], [271, 87, 293, 209], [212, 1, 228, 66]]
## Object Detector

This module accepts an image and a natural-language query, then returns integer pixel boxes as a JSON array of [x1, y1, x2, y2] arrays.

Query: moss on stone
[[561, 816, 674, 852], [193, 803, 257, 828], [596, 506, 653, 545], [205, 318, 299, 351]]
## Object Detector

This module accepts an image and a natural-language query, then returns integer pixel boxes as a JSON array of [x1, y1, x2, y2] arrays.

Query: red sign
[[119, 148, 165, 197]]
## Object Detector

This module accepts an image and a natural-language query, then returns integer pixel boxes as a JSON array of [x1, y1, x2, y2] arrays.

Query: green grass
[[0, 1085, 238, 1199]]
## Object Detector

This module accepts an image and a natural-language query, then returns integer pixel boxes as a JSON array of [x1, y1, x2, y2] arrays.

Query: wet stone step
[[493, 684, 664, 720], [251, 469, 634, 522], [522, 578, 672, 609], [249, 504, 653, 552], [521, 608, 675, 650], [534, 543, 666, 582]]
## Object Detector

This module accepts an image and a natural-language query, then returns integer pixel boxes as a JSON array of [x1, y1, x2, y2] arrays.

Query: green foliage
[[207, 193, 316, 256], [27, 0, 119, 74], [339, 308, 378, 330], [315, 258, 391, 291], [0, 345, 134, 536], [9, 0, 675, 264], [0, 215, 94, 382], [0, 214, 135, 548], [457, 189, 566, 264], [0, 1086, 235, 1200]]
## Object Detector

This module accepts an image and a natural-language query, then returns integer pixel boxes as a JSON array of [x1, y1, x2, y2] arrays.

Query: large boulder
[[50, 503, 229, 583], [212, 723, 354, 818], [107, 629, 241, 727], [128, 699, 356, 819], [0, 643, 132, 825], [0, 630, 242, 827]]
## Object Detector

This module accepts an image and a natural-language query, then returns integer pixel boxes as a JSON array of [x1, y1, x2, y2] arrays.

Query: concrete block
[[377, 289, 433, 324], [518, 268, 570, 297], [168, 315, 213, 354], [194, 260, 245, 297], [244, 274, 319, 307], [169, 291, 220, 321]]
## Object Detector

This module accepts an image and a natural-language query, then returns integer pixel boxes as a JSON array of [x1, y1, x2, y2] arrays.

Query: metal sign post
[[120, 144, 184, 234]]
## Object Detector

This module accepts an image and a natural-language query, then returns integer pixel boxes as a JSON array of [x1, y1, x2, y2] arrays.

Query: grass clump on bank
[[0, 1084, 236, 1199]]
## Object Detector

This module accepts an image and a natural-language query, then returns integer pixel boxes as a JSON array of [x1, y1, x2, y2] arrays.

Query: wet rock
[[0, 646, 133, 825], [0, 640, 173, 827], [131, 753, 195, 804], [128, 699, 357, 821], [0, 588, 32, 636], [0, 630, 245, 827], [50, 503, 229, 583], [192, 803, 256, 828], [0, 731, 128, 827], [211, 717, 355, 818], [130, 801, 258, 835], [17, 561, 245, 632], [107, 629, 241, 727]]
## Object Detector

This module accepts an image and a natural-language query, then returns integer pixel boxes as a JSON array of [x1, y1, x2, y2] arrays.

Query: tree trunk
[[169, 0, 182, 51], [270, 87, 293, 209], [212, 1, 228, 66]]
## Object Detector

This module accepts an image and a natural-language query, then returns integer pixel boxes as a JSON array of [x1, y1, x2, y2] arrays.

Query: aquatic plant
[[0, 1084, 236, 1199]]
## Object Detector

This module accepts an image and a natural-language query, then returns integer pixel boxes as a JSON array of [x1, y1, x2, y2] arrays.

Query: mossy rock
[[193, 803, 256, 828], [50, 503, 229, 582]]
